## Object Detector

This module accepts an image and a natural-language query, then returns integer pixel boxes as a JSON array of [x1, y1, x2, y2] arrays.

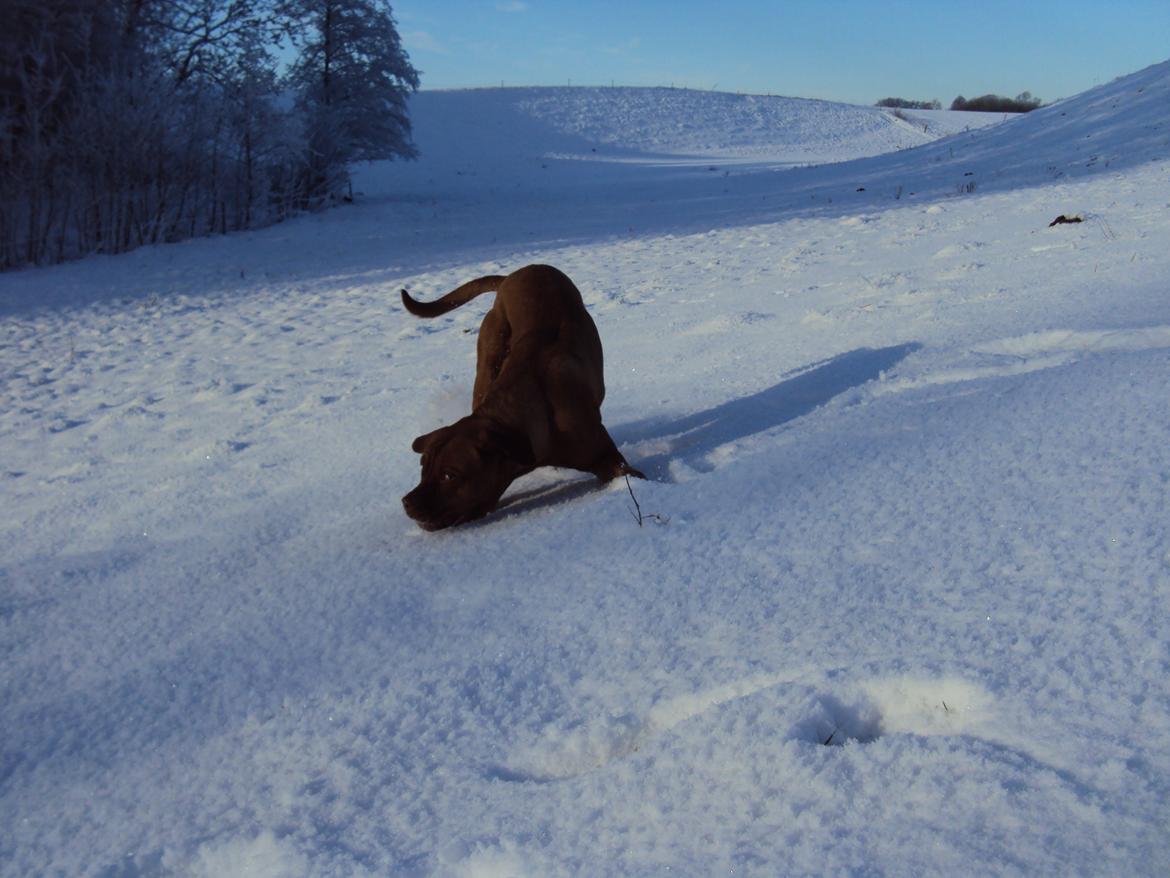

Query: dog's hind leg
[[473, 307, 511, 409]]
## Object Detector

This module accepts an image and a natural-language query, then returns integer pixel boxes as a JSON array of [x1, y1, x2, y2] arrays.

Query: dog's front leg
[[586, 427, 646, 482]]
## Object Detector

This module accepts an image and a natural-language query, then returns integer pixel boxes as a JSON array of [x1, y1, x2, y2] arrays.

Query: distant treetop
[[875, 98, 942, 110], [950, 92, 1043, 113]]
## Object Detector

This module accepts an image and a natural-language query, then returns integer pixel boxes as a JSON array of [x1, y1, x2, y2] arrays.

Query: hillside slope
[[346, 65, 1169, 271], [2, 64, 1170, 876], [359, 85, 1000, 202], [402, 85, 979, 167]]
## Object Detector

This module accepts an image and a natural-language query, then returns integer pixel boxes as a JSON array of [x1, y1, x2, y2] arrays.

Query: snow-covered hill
[[398, 86, 992, 170], [356, 85, 1002, 204], [2, 67, 1170, 876]]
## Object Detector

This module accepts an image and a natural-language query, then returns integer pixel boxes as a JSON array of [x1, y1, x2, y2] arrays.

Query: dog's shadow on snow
[[616, 342, 921, 480], [493, 343, 920, 520]]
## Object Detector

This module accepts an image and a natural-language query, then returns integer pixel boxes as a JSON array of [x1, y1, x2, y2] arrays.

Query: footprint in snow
[[490, 672, 995, 782]]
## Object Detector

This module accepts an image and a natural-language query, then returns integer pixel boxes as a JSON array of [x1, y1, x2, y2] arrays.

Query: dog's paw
[[595, 459, 645, 482], [620, 462, 647, 480]]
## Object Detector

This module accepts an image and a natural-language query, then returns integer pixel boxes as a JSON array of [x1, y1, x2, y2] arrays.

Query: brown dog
[[401, 264, 644, 530]]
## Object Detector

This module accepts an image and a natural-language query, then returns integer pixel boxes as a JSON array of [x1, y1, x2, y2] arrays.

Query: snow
[[403, 87, 986, 168], [3, 67, 1170, 876]]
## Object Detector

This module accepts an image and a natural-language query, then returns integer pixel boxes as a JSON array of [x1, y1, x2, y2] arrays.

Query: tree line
[[950, 92, 1042, 113], [876, 91, 1042, 113], [0, 0, 419, 270], [876, 97, 942, 111]]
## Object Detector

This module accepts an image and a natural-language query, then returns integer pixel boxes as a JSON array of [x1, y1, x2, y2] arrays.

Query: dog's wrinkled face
[[402, 417, 534, 531]]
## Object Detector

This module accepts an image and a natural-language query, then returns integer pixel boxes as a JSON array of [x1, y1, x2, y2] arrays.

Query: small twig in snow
[[625, 474, 646, 526], [626, 475, 643, 526], [625, 475, 668, 527]]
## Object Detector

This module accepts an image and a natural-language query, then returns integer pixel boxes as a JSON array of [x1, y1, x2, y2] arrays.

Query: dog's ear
[[412, 426, 452, 454], [484, 426, 535, 467]]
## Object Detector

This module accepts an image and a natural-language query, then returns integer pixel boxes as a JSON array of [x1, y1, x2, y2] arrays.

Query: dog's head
[[402, 416, 535, 530]]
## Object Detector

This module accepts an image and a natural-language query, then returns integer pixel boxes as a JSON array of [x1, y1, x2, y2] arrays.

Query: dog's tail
[[401, 274, 507, 318]]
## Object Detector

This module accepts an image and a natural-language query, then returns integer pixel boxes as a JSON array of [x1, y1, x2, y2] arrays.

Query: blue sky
[[392, 1, 1170, 105]]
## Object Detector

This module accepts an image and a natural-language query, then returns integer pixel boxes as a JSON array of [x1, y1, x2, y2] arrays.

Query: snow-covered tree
[[0, 0, 121, 265], [283, 0, 419, 206], [219, 22, 300, 229], [0, 0, 420, 269]]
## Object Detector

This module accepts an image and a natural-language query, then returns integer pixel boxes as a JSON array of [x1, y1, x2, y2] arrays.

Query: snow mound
[[190, 832, 309, 878]]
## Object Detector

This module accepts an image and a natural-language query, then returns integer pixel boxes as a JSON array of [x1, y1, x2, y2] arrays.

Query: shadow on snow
[[492, 342, 919, 520]]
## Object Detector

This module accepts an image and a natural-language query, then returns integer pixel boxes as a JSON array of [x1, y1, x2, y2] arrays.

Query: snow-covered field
[[2, 69, 1169, 876]]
